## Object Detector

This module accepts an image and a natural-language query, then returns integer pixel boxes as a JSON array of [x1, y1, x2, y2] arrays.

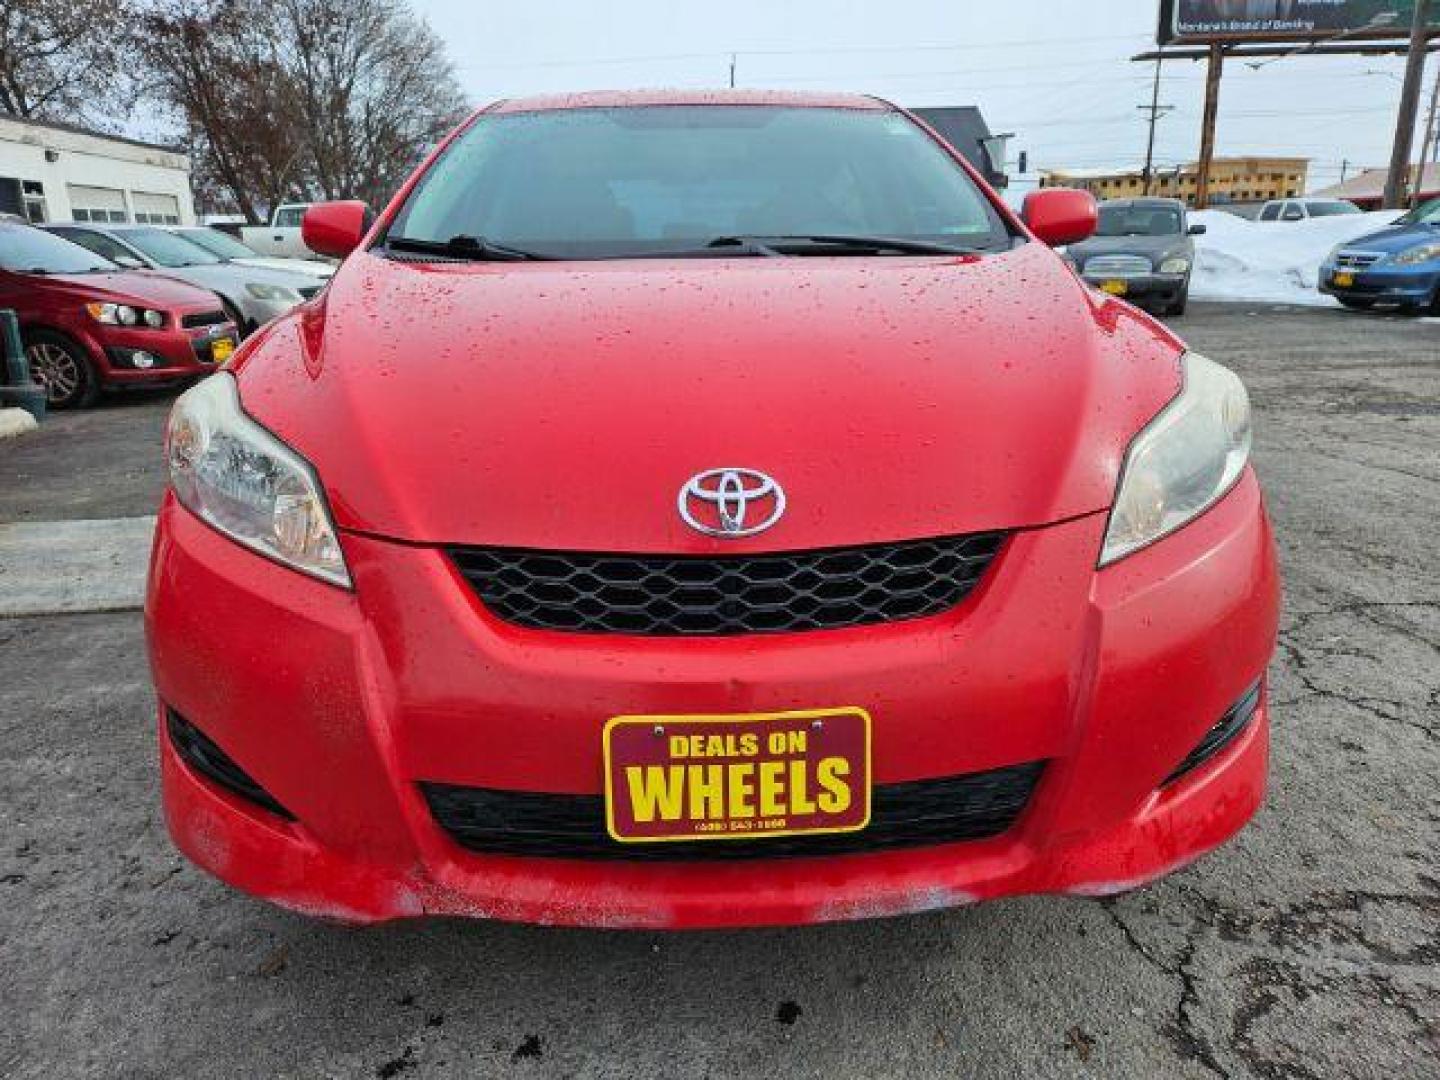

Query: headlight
[[166, 373, 350, 587], [245, 283, 303, 301], [86, 302, 166, 327], [1388, 243, 1440, 266], [1100, 352, 1251, 567], [1159, 257, 1191, 275]]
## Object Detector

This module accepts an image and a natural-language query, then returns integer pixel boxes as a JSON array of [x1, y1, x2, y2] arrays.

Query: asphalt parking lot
[[1, 302, 1436, 1079]]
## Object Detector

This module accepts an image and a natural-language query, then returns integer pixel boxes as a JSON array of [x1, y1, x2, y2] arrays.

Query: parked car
[[1063, 197, 1204, 316], [0, 221, 236, 408], [1318, 196, 1440, 313], [239, 203, 324, 261], [167, 227, 335, 280], [1256, 198, 1360, 223], [42, 223, 323, 335], [147, 90, 1278, 929]]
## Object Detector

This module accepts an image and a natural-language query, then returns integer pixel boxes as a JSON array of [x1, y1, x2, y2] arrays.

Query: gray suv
[[1063, 197, 1204, 317]]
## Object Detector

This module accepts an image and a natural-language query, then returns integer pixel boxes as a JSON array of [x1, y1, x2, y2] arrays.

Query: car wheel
[[25, 330, 99, 409], [1337, 297, 1375, 310], [1163, 285, 1189, 318], [219, 298, 250, 338]]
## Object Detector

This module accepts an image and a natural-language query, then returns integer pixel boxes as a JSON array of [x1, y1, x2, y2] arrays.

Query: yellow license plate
[[1333, 271, 1355, 288], [603, 708, 871, 843], [210, 337, 235, 364], [1099, 279, 1128, 296]]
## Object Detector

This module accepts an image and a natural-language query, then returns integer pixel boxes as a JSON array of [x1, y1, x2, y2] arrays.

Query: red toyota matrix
[[146, 91, 1280, 928]]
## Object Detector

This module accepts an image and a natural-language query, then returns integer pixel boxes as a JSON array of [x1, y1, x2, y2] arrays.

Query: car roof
[[488, 88, 890, 115]]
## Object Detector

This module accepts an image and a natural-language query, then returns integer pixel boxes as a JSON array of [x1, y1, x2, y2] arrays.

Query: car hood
[[232, 243, 1184, 551], [236, 256, 334, 279], [1066, 234, 1191, 264], [1334, 222, 1440, 256], [42, 270, 221, 310], [153, 262, 320, 294]]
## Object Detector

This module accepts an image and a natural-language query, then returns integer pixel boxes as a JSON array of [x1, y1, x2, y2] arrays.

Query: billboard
[[1158, 0, 1439, 45]]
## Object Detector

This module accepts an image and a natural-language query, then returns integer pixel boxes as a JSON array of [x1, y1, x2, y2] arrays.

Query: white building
[[0, 115, 196, 227]]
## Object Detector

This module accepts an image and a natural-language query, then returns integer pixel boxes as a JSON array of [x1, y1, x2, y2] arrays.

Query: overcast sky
[[410, 0, 1430, 190]]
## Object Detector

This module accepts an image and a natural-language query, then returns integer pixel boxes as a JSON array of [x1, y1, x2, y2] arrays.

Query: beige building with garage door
[[0, 115, 196, 227]]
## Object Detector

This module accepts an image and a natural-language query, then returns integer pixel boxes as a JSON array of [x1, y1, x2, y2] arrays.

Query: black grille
[[298, 285, 324, 299], [422, 762, 1043, 861], [1162, 682, 1261, 786], [450, 533, 1005, 636], [166, 708, 294, 820], [181, 310, 229, 328]]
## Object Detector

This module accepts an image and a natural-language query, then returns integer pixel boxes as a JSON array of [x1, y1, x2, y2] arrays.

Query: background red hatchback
[[0, 222, 237, 408]]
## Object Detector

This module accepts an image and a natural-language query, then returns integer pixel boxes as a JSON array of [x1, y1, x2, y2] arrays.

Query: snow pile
[[1188, 209, 1401, 306]]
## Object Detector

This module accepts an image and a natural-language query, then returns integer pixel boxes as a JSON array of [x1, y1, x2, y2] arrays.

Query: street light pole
[[1383, 0, 1433, 208]]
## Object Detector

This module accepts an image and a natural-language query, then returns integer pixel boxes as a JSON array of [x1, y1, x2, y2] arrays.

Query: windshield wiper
[[706, 234, 981, 256], [384, 234, 551, 262]]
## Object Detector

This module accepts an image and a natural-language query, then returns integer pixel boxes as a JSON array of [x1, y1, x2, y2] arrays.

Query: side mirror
[[1021, 188, 1098, 247], [1188, 223, 1207, 235], [301, 201, 373, 258]]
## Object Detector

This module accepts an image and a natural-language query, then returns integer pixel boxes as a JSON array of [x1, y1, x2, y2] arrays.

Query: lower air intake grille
[[422, 762, 1044, 861], [166, 708, 294, 820], [449, 533, 1006, 636], [1163, 683, 1262, 786]]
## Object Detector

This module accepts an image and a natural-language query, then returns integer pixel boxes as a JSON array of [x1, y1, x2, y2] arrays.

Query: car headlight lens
[[1100, 352, 1251, 567], [86, 302, 166, 327], [1159, 256, 1191, 274], [166, 373, 350, 587], [245, 283, 303, 301], [1389, 242, 1440, 266]]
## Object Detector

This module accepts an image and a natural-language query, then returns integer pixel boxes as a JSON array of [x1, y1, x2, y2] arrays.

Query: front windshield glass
[[118, 227, 222, 267], [1096, 205, 1182, 237], [1306, 201, 1360, 217], [1395, 198, 1440, 226], [386, 105, 1010, 258], [179, 228, 258, 260], [0, 224, 117, 274]]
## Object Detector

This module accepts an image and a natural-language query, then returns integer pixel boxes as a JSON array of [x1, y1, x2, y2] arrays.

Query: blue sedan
[[1320, 198, 1440, 314]]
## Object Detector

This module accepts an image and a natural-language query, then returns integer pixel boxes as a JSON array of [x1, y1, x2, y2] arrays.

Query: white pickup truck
[[239, 203, 330, 261]]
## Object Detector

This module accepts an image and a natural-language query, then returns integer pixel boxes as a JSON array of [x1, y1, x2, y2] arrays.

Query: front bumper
[[1318, 263, 1439, 304], [89, 323, 238, 385], [145, 471, 1280, 928], [1081, 272, 1187, 306]]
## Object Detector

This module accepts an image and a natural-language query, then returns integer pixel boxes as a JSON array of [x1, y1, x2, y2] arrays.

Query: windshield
[[1096, 205, 1182, 237], [1306, 201, 1360, 218], [0, 224, 117, 274], [178, 228, 258, 260], [385, 106, 1010, 258], [1395, 198, 1440, 226], [117, 227, 222, 267]]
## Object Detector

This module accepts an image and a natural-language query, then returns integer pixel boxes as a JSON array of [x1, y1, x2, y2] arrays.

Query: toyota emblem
[[678, 468, 786, 538]]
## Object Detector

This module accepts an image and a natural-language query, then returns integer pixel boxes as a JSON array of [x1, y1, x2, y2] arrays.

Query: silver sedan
[[42, 223, 323, 335]]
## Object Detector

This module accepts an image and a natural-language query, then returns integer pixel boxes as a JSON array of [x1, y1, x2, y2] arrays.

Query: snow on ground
[[1188, 209, 1401, 306]]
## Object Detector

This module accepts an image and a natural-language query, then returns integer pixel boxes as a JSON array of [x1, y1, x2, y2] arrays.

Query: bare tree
[[0, 0, 139, 123], [138, 0, 311, 221], [276, 0, 469, 208]]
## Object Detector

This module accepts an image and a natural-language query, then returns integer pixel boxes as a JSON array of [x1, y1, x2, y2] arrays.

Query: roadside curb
[[0, 516, 155, 617]]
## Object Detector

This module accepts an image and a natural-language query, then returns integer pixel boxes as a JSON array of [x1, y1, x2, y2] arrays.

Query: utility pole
[[728, 52, 737, 89], [1417, 65, 1440, 202], [1382, 0, 1432, 209], [1340, 158, 1350, 183], [1194, 43, 1225, 209], [1139, 56, 1174, 195]]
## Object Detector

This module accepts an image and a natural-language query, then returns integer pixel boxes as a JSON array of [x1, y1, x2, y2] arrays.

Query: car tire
[[1337, 297, 1375, 310], [24, 329, 100, 410], [1163, 286, 1189, 318], [219, 297, 250, 338]]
